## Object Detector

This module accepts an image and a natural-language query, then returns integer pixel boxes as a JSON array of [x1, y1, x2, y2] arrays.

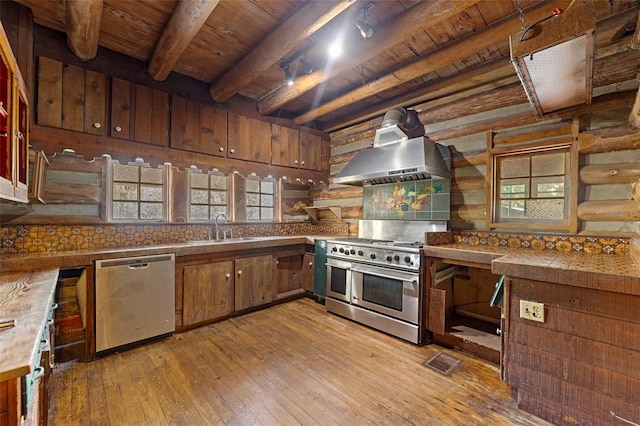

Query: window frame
[[487, 139, 578, 233], [187, 167, 229, 222], [243, 173, 277, 222], [105, 158, 169, 223]]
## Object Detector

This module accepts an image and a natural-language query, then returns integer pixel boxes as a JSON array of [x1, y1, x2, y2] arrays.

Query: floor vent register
[[423, 351, 462, 376]]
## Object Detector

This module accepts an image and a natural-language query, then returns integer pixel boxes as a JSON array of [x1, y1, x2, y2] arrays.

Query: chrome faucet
[[214, 213, 227, 240]]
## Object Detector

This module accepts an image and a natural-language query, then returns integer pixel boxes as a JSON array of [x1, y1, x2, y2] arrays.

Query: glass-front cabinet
[[0, 21, 28, 203]]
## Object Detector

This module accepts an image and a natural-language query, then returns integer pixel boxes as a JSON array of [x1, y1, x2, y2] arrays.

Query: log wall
[[323, 9, 640, 237]]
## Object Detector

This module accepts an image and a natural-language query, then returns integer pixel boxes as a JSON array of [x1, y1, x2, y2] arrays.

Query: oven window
[[330, 268, 347, 295], [362, 275, 403, 311]]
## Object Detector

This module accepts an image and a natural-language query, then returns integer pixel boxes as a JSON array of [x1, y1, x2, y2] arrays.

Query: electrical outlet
[[519, 300, 545, 323]]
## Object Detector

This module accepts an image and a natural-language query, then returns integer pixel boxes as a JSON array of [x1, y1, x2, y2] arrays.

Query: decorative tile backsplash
[[0, 222, 349, 254], [363, 179, 450, 220], [450, 231, 629, 256]]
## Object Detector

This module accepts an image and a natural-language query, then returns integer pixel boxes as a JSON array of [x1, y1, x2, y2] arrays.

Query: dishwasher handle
[[128, 263, 149, 270]]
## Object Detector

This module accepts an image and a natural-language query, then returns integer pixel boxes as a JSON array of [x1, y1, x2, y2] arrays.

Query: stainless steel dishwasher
[[95, 254, 175, 354]]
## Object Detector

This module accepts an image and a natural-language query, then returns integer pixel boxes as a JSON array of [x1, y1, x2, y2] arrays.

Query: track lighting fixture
[[283, 64, 294, 86], [300, 56, 314, 75], [356, 2, 375, 39]]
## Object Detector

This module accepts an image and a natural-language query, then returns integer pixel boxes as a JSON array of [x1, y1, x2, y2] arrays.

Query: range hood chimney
[[334, 108, 451, 186]]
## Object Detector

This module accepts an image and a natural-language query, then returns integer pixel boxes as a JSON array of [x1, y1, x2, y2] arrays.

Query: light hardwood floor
[[49, 298, 550, 425]]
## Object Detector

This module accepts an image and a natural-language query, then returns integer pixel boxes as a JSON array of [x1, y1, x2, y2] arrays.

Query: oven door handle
[[350, 266, 416, 283]]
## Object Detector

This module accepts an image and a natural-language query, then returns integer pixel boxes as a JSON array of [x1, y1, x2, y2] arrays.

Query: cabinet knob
[[230, 148, 235, 154], [93, 122, 101, 129], [219, 147, 224, 152], [308, 262, 313, 267], [301, 161, 305, 165], [225, 273, 231, 278], [237, 270, 243, 275], [294, 160, 298, 164], [114, 126, 122, 132]]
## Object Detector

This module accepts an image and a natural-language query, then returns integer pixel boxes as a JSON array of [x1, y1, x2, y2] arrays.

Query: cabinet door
[[0, 45, 13, 199], [234, 255, 274, 311], [112, 78, 169, 146], [36, 57, 106, 135], [301, 252, 315, 292], [182, 261, 234, 326], [199, 104, 227, 156], [133, 84, 169, 146], [299, 132, 322, 170], [274, 254, 303, 296], [228, 114, 271, 163], [170, 97, 226, 156], [271, 124, 299, 167]]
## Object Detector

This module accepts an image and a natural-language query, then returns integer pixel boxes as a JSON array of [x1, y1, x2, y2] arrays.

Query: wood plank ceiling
[[14, 0, 640, 132]]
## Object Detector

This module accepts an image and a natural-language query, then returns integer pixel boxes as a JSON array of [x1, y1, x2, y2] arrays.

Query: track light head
[[300, 57, 314, 75], [356, 20, 373, 39], [284, 64, 294, 86], [356, 2, 374, 39]]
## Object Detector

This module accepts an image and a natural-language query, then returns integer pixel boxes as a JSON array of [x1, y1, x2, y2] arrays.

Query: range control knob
[[357, 250, 364, 256], [386, 255, 393, 262], [404, 256, 412, 263], [393, 255, 400, 261], [339, 247, 344, 253], [370, 253, 376, 259], [350, 249, 356, 255], [331, 247, 337, 252]]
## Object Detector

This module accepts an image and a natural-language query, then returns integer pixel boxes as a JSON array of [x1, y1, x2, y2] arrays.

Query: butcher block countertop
[[0, 235, 329, 273], [0, 268, 59, 382], [423, 243, 640, 296]]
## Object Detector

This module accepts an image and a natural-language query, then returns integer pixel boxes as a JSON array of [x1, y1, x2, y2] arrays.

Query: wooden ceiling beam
[[65, 0, 103, 60], [322, 59, 516, 132], [209, 0, 354, 103], [256, 0, 480, 116], [294, 0, 572, 125], [148, 0, 219, 82]]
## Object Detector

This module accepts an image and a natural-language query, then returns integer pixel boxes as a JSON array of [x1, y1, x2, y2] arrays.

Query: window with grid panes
[[188, 168, 228, 221], [108, 159, 167, 221], [245, 175, 275, 221], [494, 147, 569, 225]]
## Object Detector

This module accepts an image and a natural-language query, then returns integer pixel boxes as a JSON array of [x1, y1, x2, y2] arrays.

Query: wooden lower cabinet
[[234, 255, 274, 311], [182, 260, 234, 326], [504, 277, 640, 425], [273, 251, 315, 297], [179, 249, 312, 327]]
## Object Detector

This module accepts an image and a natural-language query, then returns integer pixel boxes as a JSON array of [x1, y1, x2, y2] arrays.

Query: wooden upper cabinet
[[271, 123, 299, 168], [299, 131, 323, 171], [110, 77, 169, 146], [37, 57, 106, 135], [170, 96, 227, 155], [0, 21, 28, 203], [272, 125, 323, 171], [228, 114, 271, 163]]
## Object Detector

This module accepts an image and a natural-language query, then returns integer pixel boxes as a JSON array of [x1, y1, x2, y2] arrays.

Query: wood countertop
[[0, 235, 333, 273], [0, 268, 59, 382], [423, 244, 640, 296]]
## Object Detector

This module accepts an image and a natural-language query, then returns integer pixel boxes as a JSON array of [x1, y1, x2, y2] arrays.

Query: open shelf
[[302, 206, 342, 222]]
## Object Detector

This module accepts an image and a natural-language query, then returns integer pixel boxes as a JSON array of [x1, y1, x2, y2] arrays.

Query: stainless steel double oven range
[[325, 220, 446, 344]]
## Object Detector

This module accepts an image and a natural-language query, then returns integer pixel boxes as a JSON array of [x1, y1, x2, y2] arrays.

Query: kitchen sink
[[187, 237, 260, 245]]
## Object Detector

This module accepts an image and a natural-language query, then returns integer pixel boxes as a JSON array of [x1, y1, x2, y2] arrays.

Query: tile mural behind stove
[[363, 179, 450, 220]]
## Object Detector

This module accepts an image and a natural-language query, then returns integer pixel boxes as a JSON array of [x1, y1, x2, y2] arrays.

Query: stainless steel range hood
[[334, 108, 451, 186]]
